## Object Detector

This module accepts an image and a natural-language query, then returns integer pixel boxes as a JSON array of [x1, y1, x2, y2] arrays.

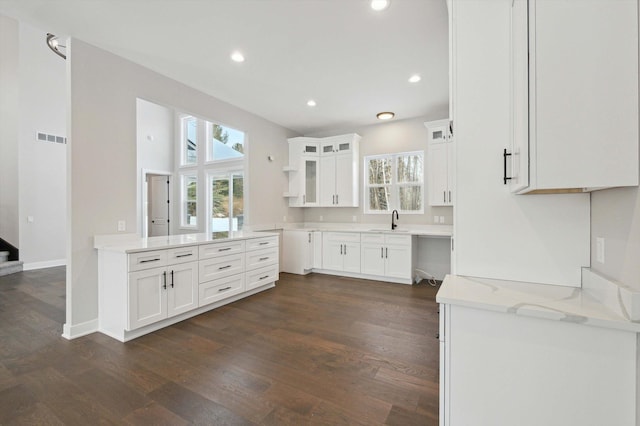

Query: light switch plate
[[117, 220, 126, 232]]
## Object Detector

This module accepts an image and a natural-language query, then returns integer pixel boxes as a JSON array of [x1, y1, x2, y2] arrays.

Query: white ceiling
[[0, 0, 449, 135]]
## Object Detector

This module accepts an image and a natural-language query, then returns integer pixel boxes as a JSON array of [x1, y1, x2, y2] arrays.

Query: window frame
[[179, 114, 198, 167], [205, 121, 246, 165], [363, 150, 425, 215], [206, 169, 244, 233]]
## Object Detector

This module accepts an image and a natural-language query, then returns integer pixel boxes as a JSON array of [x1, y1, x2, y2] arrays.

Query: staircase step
[[0, 260, 24, 277]]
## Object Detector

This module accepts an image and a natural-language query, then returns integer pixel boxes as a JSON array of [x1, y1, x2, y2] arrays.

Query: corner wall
[[66, 39, 300, 333]]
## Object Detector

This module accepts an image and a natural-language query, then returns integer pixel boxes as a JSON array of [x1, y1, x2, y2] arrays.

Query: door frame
[[141, 168, 173, 238]]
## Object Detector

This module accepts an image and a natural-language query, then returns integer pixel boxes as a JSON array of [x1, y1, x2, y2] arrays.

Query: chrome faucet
[[391, 209, 399, 230]]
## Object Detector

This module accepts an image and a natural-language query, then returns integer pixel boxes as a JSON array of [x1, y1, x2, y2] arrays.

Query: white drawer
[[199, 274, 245, 307], [198, 253, 245, 283], [325, 232, 360, 243], [128, 250, 167, 272], [199, 240, 245, 259], [246, 236, 278, 251], [245, 264, 279, 291], [167, 245, 198, 265], [361, 233, 385, 244], [246, 247, 278, 271]]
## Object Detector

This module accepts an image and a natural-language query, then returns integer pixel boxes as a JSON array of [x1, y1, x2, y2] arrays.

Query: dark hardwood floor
[[0, 267, 440, 425]]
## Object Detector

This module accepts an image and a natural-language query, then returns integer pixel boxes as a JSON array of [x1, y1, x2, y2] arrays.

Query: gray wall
[[0, 16, 66, 267], [591, 187, 640, 290], [303, 116, 453, 226], [67, 39, 300, 330], [0, 15, 20, 247]]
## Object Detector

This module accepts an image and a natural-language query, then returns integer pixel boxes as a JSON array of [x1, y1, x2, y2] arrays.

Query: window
[[181, 116, 198, 166], [209, 172, 244, 232], [364, 151, 424, 214], [181, 174, 197, 227], [207, 122, 245, 162]]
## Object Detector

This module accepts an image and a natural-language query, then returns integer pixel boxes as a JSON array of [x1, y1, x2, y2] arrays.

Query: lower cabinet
[[128, 261, 198, 330], [361, 233, 413, 280], [282, 230, 316, 274], [199, 273, 245, 307], [322, 232, 361, 273]]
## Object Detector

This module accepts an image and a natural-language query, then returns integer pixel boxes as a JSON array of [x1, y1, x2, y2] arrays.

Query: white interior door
[[148, 175, 170, 237]]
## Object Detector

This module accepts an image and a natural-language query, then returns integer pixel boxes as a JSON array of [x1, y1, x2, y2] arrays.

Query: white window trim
[[363, 150, 425, 215], [179, 114, 199, 168], [205, 120, 246, 165]]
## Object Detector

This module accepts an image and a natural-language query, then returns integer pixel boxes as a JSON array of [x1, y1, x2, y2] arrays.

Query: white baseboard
[[23, 258, 66, 271], [62, 318, 99, 340]]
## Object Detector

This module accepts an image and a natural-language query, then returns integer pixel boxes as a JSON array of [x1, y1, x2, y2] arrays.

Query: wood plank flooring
[[0, 267, 440, 425]]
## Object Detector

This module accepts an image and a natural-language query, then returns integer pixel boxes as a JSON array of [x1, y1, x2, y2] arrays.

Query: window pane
[[208, 123, 245, 161], [183, 116, 197, 165], [399, 186, 422, 211], [211, 177, 230, 232], [232, 174, 244, 231], [369, 187, 391, 211], [184, 176, 197, 226], [368, 158, 392, 184], [397, 154, 423, 183]]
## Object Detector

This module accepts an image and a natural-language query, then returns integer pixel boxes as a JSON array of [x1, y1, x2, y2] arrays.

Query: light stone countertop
[[94, 231, 279, 254], [250, 223, 453, 237], [437, 274, 640, 333]]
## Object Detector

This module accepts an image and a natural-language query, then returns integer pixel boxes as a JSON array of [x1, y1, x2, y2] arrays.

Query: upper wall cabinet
[[509, 0, 639, 194], [426, 119, 454, 207], [286, 134, 360, 207]]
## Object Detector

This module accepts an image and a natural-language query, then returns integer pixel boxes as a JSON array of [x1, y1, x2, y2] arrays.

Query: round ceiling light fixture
[[376, 112, 395, 120], [408, 74, 421, 83], [231, 51, 245, 63], [307, 99, 317, 107], [371, 0, 391, 11]]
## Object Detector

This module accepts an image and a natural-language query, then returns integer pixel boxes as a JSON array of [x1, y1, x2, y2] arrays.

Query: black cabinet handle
[[176, 253, 192, 258], [259, 275, 270, 280], [218, 247, 232, 252], [340, 244, 343, 255], [503, 149, 512, 185], [381, 247, 384, 258], [218, 286, 232, 292], [162, 271, 167, 290], [259, 242, 269, 245], [170, 270, 174, 288], [140, 258, 160, 264], [385, 247, 388, 258], [218, 265, 232, 270], [259, 257, 269, 261]]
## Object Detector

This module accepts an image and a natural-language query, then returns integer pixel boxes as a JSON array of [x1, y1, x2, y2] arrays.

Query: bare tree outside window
[[365, 152, 424, 214]]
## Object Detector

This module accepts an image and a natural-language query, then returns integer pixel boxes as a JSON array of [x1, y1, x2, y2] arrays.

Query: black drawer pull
[[140, 258, 160, 263], [175, 253, 192, 258], [218, 247, 232, 252], [218, 265, 232, 270], [259, 257, 269, 261], [259, 242, 269, 246], [218, 286, 232, 292], [503, 149, 512, 185], [259, 275, 270, 280]]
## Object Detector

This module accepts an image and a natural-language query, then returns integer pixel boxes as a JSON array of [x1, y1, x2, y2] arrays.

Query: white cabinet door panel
[[199, 274, 245, 307], [167, 262, 198, 317], [320, 156, 336, 206], [128, 267, 167, 330], [199, 253, 245, 283], [361, 244, 385, 276], [246, 264, 279, 291]]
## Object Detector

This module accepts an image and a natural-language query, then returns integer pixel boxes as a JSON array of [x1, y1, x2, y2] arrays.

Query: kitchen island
[[436, 271, 640, 426], [94, 231, 279, 342]]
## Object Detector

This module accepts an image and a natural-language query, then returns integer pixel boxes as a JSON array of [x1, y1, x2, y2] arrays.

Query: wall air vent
[[36, 132, 67, 144]]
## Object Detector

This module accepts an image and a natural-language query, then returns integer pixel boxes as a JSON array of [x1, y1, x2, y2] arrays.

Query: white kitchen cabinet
[[128, 260, 198, 331], [452, 0, 590, 287], [426, 120, 454, 207], [322, 232, 360, 273], [319, 134, 360, 207], [361, 233, 413, 280], [287, 134, 360, 207], [508, 0, 639, 193], [282, 230, 315, 275]]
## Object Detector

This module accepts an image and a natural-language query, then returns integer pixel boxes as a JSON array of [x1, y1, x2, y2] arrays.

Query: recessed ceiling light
[[408, 74, 421, 83], [376, 112, 395, 120], [307, 100, 317, 107], [371, 0, 390, 11], [231, 51, 245, 63]]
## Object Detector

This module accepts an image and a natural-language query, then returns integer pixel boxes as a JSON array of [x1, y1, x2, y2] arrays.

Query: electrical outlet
[[319, 215, 323, 222], [596, 237, 605, 263], [117, 220, 126, 232], [440, 216, 445, 224], [352, 216, 357, 222], [283, 215, 287, 222], [434, 215, 439, 224], [27, 216, 34, 223]]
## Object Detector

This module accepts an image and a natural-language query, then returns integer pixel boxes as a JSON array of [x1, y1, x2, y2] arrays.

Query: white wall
[[303, 116, 454, 226], [0, 15, 20, 247], [66, 39, 300, 332], [0, 15, 66, 267], [591, 187, 640, 290], [18, 22, 67, 268]]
